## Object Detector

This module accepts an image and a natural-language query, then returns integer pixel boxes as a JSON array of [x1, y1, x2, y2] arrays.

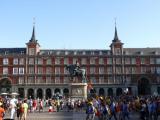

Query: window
[[19, 58, 24, 65], [81, 58, 86, 65], [90, 58, 95, 64], [99, 77, 104, 83], [29, 58, 34, 64], [107, 58, 112, 64], [13, 67, 18, 74], [55, 77, 60, 83], [28, 77, 34, 84], [108, 76, 113, 84], [156, 58, 160, 64], [150, 58, 155, 64], [116, 67, 121, 74], [64, 68, 68, 74], [156, 67, 160, 74], [29, 48, 35, 55], [125, 58, 130, 64], [37, 58, 43, 65], [82, 51, 86, 55], [131, 58, 136, 64], [107, 67, 112, 74], [99, 58, 104, 64], [37, 77, 44, 84], [99, 67, 104, 74], [65, 51, 69, 55], [99, 51, 103, 55], [73, 58, 78, 64], [46, 58, 52, 65], [115, 48, 121, 55], [141, 67, 146, 74], [19, 77, 24, 84], [90, 67, 95, 74], [64, 77, 69, 83], [141, 58, 145, 64], [3, 67, 8, 74], [19, 67, 24, 74], [90, 77, 96, 83], [55, 57, 60, 64], [125, 67, 131, 74], [131, 67, 136, 74], [46, 77, 51, 83], [46, 67, 52, 74], [55, 67, 60, 74], [38, 67, 43, 74], [28, 67, 34, 74], [3, 58, 8, 65], [64, 58, 68, 65], [116, 58, 121, 64], [13, 58, 18, 65]]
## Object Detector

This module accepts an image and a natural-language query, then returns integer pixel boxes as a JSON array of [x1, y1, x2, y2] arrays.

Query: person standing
[[10, 99, 17, 119], [0, 102, 5, 120], [22, 99, 28, 120]]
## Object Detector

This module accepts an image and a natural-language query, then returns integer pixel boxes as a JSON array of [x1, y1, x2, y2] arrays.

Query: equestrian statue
[[66, 61, 87, 83]]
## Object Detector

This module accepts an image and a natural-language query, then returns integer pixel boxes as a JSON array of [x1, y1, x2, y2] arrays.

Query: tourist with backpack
[[86, 102, 96, 120]]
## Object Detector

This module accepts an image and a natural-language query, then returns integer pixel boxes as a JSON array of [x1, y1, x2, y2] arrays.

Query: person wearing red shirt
[[0, 102, 5, 120]]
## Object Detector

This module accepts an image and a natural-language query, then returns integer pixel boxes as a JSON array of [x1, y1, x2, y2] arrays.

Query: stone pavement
[[4, 110, 140, 120]]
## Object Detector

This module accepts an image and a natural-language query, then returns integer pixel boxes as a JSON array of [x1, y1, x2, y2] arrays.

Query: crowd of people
[[0, 94, 159, 120]]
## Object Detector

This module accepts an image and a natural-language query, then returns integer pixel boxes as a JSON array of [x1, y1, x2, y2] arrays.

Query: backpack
[[86, 106, 94, 114], [103, 106, 107, 115]]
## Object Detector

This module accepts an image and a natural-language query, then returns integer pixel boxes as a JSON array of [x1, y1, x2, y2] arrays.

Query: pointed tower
[[26, 25, 40, 55], [110, 24, 123, 55]]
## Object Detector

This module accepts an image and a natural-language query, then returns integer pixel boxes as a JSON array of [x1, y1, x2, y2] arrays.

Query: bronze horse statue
[[66, 64, 87, 83]]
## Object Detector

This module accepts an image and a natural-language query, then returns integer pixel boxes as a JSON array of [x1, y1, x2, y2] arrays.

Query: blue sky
[[0, 0, 160, 49]]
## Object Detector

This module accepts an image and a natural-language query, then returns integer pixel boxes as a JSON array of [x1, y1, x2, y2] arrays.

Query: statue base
[[69, 83, 87, 100]]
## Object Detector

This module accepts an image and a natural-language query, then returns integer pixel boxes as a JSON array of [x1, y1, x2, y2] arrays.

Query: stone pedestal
[[69, 83, 87, 100]]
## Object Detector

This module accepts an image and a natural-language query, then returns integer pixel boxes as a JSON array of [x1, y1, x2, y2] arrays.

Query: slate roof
[[0, 48, 26, 55]]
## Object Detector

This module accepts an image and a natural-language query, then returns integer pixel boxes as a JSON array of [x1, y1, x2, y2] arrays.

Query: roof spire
[[113, 18, 120, 42], [30, 18, 37, 42]]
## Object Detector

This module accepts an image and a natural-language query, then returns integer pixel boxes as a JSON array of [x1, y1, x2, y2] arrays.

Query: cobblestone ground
[[4, 110, 140, 120]]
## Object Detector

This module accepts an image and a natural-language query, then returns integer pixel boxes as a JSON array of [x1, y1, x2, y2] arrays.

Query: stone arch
[[99, 88, 105, 96], [18, 88, 24, 98], [37, 88, 43, 99], [54, 88, 60, 94], [116, 88, 123, 96], [28, 88, 34, 99], [157, 87, 160, 95], [46, 88, 52, 99], [0, 77, 12, 93], [108, 88, 113, 96], [63, 88, 69, 97], [138, 77, 151, 95]]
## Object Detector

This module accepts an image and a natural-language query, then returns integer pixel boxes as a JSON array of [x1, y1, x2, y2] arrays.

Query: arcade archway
[[0, 78, 11, 93], [63, 88, 69, 97], [28, 89, 34, 99], [99, 88, 105, 96], [108, 88, 113, 96], [54, 88, 60, 94], [18, 88, 24, 98], [46, 88, 52, 99], [37, 88, 43, 99], [116, 88, 122, 96], [138, 77, 151, 95]]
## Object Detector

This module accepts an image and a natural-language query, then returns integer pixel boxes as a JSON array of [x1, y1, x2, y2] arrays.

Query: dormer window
[[74, 51, 77, 55], [56, 51, 60, 55], [91, 51, 94, 55], [82, 51, 86, 55], [65, 51, 69, 55], [5, 51, 8, 55], [99, 51, 103, 55]]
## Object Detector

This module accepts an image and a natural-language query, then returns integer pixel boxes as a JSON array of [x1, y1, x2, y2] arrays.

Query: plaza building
[[0, 26, 160, 99]]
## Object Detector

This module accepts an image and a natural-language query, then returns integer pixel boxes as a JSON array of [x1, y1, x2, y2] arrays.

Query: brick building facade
[[0, 26, 160, 99]]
